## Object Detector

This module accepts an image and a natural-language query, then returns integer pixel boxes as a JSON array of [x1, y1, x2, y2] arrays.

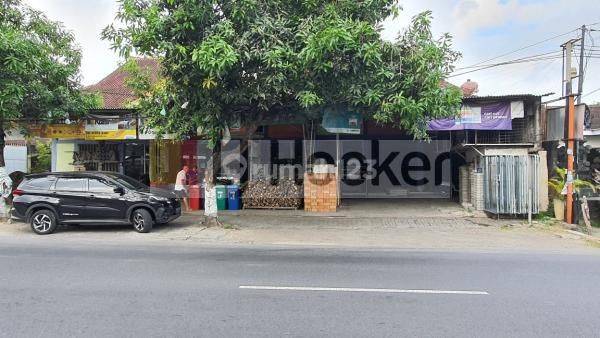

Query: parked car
[[11, 171, 181, 235]]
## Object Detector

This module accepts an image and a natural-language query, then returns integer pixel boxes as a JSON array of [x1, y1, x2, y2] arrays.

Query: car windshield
[[107, 173, 148, 191]]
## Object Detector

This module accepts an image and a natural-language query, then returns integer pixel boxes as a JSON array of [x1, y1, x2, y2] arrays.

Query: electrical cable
[[449, 55, 563, 78], [582, 87, 600, 98], [460, 27, 580, 69], [454, 50, 563, 70]]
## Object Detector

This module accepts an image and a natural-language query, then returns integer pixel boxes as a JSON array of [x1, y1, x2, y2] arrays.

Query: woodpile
[[242, 179, 303, 209]]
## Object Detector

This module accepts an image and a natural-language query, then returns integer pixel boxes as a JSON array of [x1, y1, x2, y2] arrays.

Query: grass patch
[[591, 220, 600, 228], [585, 239, 600, 249], [534, 211, 556, 226], [221, 223, 238, 230]]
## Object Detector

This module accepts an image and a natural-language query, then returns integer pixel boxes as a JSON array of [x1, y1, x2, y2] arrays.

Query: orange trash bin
[[188, 185, 200, 210]]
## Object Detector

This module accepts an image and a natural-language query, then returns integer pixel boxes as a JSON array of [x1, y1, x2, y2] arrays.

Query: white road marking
[[239, 285, 489, 295]]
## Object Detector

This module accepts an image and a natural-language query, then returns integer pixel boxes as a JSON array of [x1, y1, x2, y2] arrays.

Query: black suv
[[12, 172, 181, 235]]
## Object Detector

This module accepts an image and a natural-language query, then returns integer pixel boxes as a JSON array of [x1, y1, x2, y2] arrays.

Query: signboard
[[322, 105, 362, 134], [428, 102, 512, 131], [546, 104, 585, 141], [28, 124, 85, 139], [137, 118, 174, 140], [43, 124, 85, 139], [85, 129, 137, 140], [85, 115, 137, 140]]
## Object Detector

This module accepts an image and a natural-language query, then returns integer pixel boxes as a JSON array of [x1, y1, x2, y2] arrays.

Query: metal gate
[[483, 155, 539, 215]]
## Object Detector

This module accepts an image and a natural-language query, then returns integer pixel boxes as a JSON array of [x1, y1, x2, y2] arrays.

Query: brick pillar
[[459, 165, 471, 207], [470, 170, 484, 211], [304, 172, 337, 212]]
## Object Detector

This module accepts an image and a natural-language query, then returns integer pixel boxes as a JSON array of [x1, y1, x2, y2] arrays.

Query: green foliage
[[548, 167, 597, 201], [534, 211, 555, 226], [103, 0, 461, 145], [0, 0, 97, 151], [31, 141, 51, 173]]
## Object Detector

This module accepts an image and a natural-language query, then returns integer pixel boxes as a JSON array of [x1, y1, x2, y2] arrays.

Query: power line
[[454, 50, 563, 70], [461, 27, 580, 69], [582, 87, 600, 98], [449, 55, 563, 78]]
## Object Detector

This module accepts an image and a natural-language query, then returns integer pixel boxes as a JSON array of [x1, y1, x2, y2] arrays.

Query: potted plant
[[548, 168, 596, 221]]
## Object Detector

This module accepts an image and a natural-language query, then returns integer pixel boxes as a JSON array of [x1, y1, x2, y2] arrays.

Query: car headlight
[[149, 196, 169, 203]]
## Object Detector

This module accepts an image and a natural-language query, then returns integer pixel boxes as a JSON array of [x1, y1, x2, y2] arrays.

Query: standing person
[[187, 166, 199, 186], [175, 165, 190, 212]]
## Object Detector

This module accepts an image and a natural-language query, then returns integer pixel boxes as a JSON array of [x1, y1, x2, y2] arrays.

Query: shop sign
[[428, 102, 512, 131], [137, 118, 174, 140], [85, 129, 137, 140], [44, 124, 85, 139], [321, 105, 362, 134], [28, 123, 85, 139], [85, 116, 137, 140]]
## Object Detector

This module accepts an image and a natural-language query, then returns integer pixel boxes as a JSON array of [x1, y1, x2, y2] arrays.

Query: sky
[[23, 0, 600, 104]]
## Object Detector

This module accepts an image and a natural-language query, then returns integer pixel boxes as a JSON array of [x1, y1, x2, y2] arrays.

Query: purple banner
[[428, 102, 512, 131]]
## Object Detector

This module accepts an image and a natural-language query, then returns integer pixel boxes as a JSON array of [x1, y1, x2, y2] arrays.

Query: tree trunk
[[0, 121, 12, 218], [0, 121, 5, 168], [203, 139, 222, 218]]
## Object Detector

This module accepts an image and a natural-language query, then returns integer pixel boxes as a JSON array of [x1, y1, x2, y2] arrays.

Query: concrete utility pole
[[577, 25, 586, 104], [564, 40, 576, 224]]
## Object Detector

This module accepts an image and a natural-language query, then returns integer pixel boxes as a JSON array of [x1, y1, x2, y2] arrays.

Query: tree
[[548, 167, 596, 201], [31, 141, 51, 173], [0, 0, 99, 168], [103, 0, 462, 216]]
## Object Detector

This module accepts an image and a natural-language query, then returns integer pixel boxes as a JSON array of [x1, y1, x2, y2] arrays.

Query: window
[[88, 178, 115, 193], [106, 173, 148, 190], [22, 177, 54, 190], [54, 178, 86, 192]]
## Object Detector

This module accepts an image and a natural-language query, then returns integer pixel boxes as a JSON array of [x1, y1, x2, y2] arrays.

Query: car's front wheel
[[30, 209, 57, 235], [131, 209, 153, 233]]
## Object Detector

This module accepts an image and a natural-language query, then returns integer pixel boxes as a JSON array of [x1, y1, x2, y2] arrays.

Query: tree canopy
[[0, 0, 99, 166], [103, 0, 462, 145]]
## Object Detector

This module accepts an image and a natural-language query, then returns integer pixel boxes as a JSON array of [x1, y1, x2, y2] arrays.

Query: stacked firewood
[[242, 179, 303, 209]]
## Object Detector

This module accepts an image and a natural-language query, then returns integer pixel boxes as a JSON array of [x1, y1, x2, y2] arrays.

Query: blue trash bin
[[227, 185, 241, 210]]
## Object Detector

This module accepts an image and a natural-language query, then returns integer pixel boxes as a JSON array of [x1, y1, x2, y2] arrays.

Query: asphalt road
[[1, 240, 599, 337]]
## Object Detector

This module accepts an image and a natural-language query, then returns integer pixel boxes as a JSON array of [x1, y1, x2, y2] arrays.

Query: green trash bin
[[216, 185, 228, 210]]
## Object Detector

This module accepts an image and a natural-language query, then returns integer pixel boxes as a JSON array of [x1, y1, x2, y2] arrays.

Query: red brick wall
[[304, 173, 338, 212]]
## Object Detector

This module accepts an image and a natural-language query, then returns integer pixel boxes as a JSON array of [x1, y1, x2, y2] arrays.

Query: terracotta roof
[[441, 80, 472, 97], [84, 58, 159, 109]]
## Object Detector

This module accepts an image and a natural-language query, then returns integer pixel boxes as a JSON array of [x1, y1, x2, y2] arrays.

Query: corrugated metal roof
[[463, 93, 551, 101]]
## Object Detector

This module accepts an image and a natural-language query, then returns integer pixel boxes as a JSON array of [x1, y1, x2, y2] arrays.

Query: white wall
[[4, 145, 28, 174]]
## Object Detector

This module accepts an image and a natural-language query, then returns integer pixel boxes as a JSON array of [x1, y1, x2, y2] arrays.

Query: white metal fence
[[483, 155, 539, 215]]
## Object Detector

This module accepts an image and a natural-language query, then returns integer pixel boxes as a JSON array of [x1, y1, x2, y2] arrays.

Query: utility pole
[[577, 25, 586, 104], [563, 40, 576, 224]]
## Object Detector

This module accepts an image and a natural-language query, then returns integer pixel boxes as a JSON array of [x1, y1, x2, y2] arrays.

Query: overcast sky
[[24, 0, 600, 103]]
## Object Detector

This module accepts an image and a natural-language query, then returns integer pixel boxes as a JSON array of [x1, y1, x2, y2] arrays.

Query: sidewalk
[[2, 207, 599, 253], [214, 211, 600, 253]]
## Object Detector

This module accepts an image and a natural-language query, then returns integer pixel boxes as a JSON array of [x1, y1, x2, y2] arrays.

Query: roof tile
[[84, 58, 159, 109]]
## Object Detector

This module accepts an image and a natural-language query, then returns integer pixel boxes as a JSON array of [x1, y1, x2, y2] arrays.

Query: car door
[[53, 177, 88, 221], [86, 177, 127, 220]]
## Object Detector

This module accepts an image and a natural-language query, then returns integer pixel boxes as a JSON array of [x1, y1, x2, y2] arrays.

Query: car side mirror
[[114, 187, 125, 195]]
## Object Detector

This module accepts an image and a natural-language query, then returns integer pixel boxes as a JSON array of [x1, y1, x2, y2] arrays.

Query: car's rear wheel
[[30, 210, 57, 235], [131, 209, 153, 233]]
